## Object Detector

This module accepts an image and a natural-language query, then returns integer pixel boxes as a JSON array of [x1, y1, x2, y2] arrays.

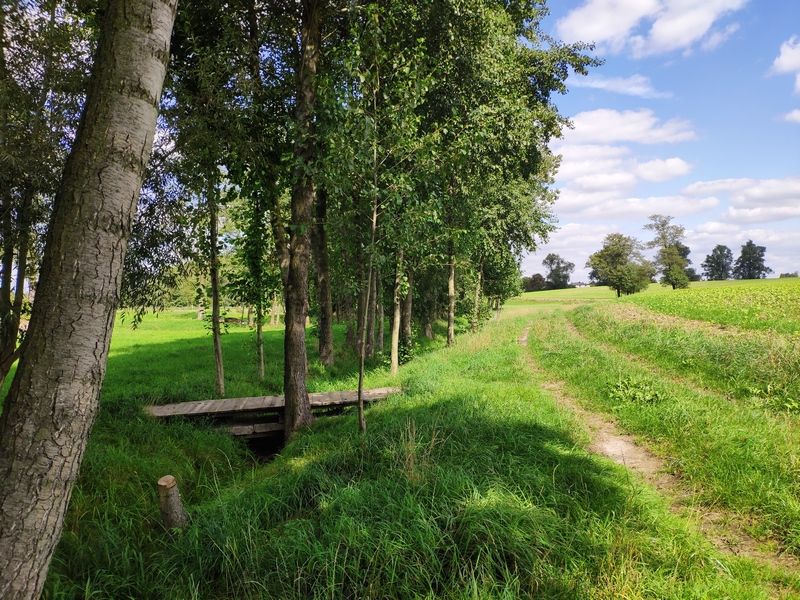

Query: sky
[[522, 0, 800, 282]]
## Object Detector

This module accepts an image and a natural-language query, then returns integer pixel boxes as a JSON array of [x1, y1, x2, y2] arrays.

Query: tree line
[[523, 215, 775, 296], [0, 1, 598, 596]]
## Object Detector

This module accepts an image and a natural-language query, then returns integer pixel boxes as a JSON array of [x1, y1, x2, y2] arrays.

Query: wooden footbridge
[[146, 387, 400, 438]]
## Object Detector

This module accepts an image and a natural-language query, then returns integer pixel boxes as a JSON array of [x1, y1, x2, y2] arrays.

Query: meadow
[[23, 280, 800, 597]]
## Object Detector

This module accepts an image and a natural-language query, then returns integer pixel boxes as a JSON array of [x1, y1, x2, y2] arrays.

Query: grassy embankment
[[35, 291, 798, 598], [515, 278, 800, 559]]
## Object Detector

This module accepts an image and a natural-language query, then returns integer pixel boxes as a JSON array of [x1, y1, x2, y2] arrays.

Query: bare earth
[[517, 325, 800, 580]]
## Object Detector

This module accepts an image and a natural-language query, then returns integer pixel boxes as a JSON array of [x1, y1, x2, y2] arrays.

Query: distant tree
[[586, 233, 654, 297], [643, 214, 689, 289], [733, 240, 773, 279], [542, 253, 574, 289], [701, 244, 734, 280], [521, 272, 547, 292], [780, 272, 799, 278]]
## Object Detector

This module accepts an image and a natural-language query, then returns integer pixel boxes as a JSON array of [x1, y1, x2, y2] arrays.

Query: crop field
[[622, 277, 800, 334]]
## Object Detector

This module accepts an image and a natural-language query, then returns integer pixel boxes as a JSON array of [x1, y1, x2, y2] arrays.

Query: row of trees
[[587, 216, 774, 296], [524, 216, 776, 297], [0, 2, 597, 596]]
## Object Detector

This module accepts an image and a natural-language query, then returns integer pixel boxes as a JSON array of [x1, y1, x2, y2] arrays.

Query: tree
[[656, 245, 689, 289], [701, 244, 733, 280], [521, 272, 547, 292], [586, 233, 654, 297], [733, 240, 773, 279], [0, 1, 177, 597], [644, 214, 688, 289], [542, 253, 574, 289]]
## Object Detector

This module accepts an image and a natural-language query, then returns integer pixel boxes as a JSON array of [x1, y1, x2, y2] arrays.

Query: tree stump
[[157, 475, 188, 530]]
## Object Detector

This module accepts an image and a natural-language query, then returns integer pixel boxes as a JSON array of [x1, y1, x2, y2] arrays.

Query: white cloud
[[694, 221, 741, 234], [555, 0, 747, 58], [635, 157, 693, 182], [557, 193, 719, 221], [783, 109, 800, 124], [771, 36, 800, 94], [686, 177, 800, 206], [724, 206, 800, 223], [564, 109, 698, 145], [701, 23, 740, 51], [684, 177, 800, 225], [570, 74, 672, 98]]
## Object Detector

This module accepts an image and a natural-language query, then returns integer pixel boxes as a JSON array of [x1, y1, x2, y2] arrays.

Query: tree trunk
[[312, 187, 333, 365], [157, 475, 188, 530], [0, 2, 176, 597], [256, 302, 264, 379], [284, 0, 320, 437], [390, 250, 403, 374], [447, 245, 455, 347], [197, 272, 205, 320], [376, 269, 384, 353], [366, 271, 376, 358], [209, 190, 225, 397], [401, 265, 413, 345], [344, 291, 356, 350], [471, 260, 483, 332]]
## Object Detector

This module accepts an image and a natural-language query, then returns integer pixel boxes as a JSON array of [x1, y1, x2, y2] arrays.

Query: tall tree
[[643, 214, 688, 289], [701, 244, 734, 280], [0, 1, 177, 597], [733, 240, 773, 279], [586, 233, 654, 297], [542, 253, 574, 289]]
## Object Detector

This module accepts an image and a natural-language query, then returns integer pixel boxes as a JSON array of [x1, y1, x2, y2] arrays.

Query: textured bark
[[209, 192, 225, 396], [256, 303, 264, 379], [447, 246, 455, 347], [375, 271, 385, 353], [311, 187, 333, 365], [472, 260, 483, 332], [365, 271, 376, 358], [401, 265, 413, 344], [157, 475, 188, 530], [284, 0, 320, 437], [0, 1, 176, 597], [390, 250, 403, 374]]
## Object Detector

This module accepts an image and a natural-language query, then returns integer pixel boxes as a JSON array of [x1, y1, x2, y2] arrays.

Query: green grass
[[45, 311, 791, 598], [524, 304, 800, 559]]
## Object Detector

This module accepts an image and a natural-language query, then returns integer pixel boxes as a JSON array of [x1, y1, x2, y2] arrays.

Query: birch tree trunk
[[0, 1, 177, 597], [390, 250, 403, 374], [447, 246, 455, 347]]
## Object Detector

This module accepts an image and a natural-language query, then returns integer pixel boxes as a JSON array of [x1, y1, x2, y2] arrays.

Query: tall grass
[[43, 312, 789, 598], [525, 306, 800, 557]]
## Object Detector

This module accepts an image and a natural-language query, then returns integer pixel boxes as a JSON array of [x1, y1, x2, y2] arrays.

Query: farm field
[[34, 280, 800, 597]]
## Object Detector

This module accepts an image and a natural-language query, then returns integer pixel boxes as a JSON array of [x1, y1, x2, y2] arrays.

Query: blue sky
[[522, 0, 800, 281]]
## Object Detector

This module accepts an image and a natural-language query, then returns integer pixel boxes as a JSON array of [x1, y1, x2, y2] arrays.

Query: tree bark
[[401, 265, 413, 345], [390, 250, 403, 374], [256, 303, 264, 379], [157, 475, 188, 530], [0, 2, 176, 597], [366, 270, 376, 358], [197, 272, 205, 320], [376, 269, 383, 354], [471, 260, 482, 332], [209, 189, 225, 396], [284, 0, 320, 437], [447, 245, 455, 347], [311, 187, 333, 365]]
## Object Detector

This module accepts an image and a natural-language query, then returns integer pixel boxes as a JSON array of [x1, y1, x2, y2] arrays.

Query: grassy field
[[4, 282, 796, 597]]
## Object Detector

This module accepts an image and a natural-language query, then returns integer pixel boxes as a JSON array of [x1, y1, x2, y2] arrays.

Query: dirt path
[[518, 324, 800, 580]]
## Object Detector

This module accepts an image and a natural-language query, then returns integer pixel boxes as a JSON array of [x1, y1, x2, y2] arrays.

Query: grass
[[44, 310, 791, 598], [523, 302, 800, 558]]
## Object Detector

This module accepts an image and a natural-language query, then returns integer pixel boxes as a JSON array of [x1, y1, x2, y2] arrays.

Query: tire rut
[[517, 322, 800, 582]]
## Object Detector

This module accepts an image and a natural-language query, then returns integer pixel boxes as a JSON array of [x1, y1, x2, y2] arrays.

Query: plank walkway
[[145, 387, 401, 419]]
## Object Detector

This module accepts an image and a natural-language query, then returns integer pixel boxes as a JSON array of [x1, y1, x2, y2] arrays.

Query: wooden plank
[[146, 387, 400, 418], [222, 422, 284, 438]]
